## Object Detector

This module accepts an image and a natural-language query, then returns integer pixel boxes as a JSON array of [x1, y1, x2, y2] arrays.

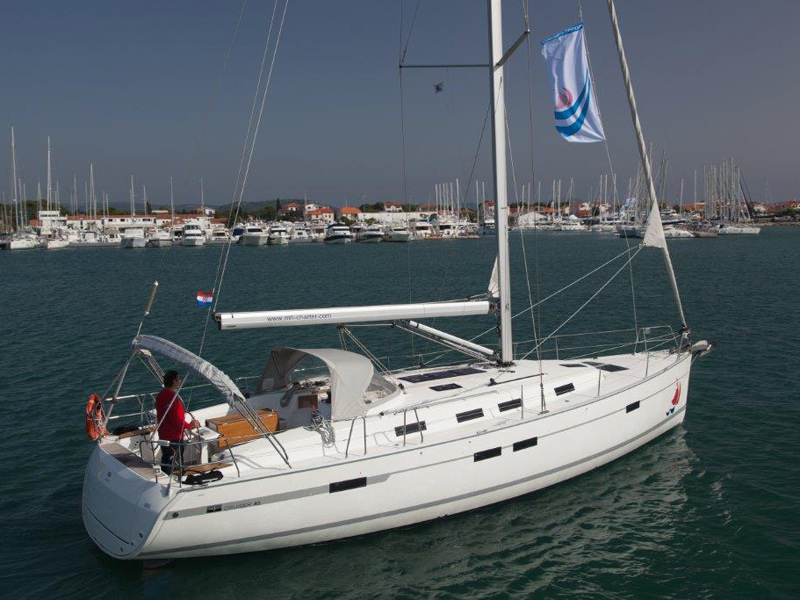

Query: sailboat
[[82, 0, 713, 560], [121, 176, 147, 248]]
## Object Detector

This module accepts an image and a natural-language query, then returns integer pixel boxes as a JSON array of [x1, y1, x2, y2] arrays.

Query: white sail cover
[[132, 335, 245, 406], [541, 23, 605, 143], [641, 197, 667, 249]]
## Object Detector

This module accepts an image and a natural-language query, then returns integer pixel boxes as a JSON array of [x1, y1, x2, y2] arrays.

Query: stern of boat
[[82, 443, 169, 559]]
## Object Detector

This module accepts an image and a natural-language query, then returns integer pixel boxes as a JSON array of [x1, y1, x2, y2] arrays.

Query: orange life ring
[[85, 394, 108, 440]]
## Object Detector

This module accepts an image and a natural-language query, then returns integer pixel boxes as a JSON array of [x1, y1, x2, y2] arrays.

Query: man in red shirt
[[156, 370, 200, 474]]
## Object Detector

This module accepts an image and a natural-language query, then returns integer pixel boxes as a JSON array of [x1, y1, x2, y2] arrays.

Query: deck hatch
[[584, 361, 629, 372], [626, 401, 640, 413], [329, 477, 367, 493], [430, 383, 462, 392], [554, 383, 575, 396], [456, 408, 484, 423], [513, 436, 538, 451], [399, 367, 482, 384], [600, 364, 628, 372], [474, 447, 502, 462], [394, 421, 427, 437], [498, 398, 522, 412], [560, 363, 586, 368]]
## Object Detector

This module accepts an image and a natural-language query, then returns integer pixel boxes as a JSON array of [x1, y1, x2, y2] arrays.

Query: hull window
[[626, 401, 640, 413], [498, 398, 522, 412], [330, 477, 367, 493], [474, 447, 502, 462], [456, 408, 484, 423], [513, 436, 538, 452], [554, 383, 575, 396], [395, 421, 427, 437]]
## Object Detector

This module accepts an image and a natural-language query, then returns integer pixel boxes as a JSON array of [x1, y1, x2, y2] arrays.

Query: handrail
[[344, 416, 367, 458]]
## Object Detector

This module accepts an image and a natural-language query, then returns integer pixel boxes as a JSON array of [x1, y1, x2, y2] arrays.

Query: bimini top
[[256, 347, 399, 421], [132, 335, 245, 406]]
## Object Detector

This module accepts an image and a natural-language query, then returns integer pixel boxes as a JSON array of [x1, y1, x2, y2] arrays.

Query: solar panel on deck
[[399, 367, 482, 384]]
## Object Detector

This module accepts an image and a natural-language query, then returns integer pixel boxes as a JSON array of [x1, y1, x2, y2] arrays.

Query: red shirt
[[156, 388, 190, 441]]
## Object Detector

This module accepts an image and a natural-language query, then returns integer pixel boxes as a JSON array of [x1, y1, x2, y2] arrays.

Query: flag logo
[[197, 290, 214, 307], [541, 23, 605, 143], [665, 382, 682, 416]]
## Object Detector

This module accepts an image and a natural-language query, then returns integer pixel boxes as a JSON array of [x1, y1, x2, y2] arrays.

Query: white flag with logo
[[541, 23, 605, 143]]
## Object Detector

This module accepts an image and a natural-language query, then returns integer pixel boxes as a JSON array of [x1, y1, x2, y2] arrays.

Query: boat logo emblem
[[665, 382, 681, 416], [556, 88, 574, 109]]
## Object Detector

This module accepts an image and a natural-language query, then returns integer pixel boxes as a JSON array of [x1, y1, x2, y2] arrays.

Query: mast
[[606, 0, 687, 328], [130, 175, 135, 218], [487, 0, 513, 363], [89, 164, 96, 223], [11, 128, 19, 231], [170, 176, 175, 237], [200, 177, 205, 215], [46, 136, 52, 212]]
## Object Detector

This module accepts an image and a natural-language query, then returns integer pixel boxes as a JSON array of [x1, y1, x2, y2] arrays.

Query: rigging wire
[[140, 0, 249, 321], [518, 0, 546, 403], [420, 245, 637, 368], [519, 246, 643, 360], [398, 1, 415, 358], [199, 0, 290, 357], [577, 0, 639, 335]]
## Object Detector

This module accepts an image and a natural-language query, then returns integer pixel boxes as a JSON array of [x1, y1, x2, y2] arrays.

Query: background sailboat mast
[[46, 136, 52, 212], [488, 0, 513, 363], [11, 127, 19, 230], [605, 0, 687, 328]]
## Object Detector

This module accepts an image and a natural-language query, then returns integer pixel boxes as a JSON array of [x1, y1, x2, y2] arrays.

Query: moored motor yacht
[[181, 223, 206, 247], [355, 224, 383, 243], [268, 223, 290, 245], [238, 225, 269, 246], [207, 228, 231, 244], [383, 225, 412, 242], [324, 222, 353, 244], [121, 227, 147, 248], [148, 230, 174, 248]]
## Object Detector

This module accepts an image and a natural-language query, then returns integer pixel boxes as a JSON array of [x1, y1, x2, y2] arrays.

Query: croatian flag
[[541, 23, 605, 143], [196, 290, 214, 307]]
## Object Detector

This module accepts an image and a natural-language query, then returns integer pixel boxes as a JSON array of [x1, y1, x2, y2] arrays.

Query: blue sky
[[1, 1, 797, 208]]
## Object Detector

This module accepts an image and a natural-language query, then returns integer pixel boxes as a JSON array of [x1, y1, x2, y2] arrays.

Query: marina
[[1, 0, 799, 597]]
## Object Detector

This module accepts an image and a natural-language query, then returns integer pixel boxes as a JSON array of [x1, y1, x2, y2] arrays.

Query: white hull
[[663, 227, 693, 239], [384, 231, 411, 242], [148, 238, 173, 248], [181, 237, 206, 247], [83, 350, 692, 560], [5, 238, 38, 250], [120, 237, 147, 249], [356, 232, 383, 243], [268, 236, 290, 246], [240, 234, 268, 246], [44, 239, 70, 249], [717, 225, 760, 235], [325, 236, 352, 244]]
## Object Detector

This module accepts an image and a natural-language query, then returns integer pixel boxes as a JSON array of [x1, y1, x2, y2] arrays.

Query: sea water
[[1, 229, 798, 598]]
